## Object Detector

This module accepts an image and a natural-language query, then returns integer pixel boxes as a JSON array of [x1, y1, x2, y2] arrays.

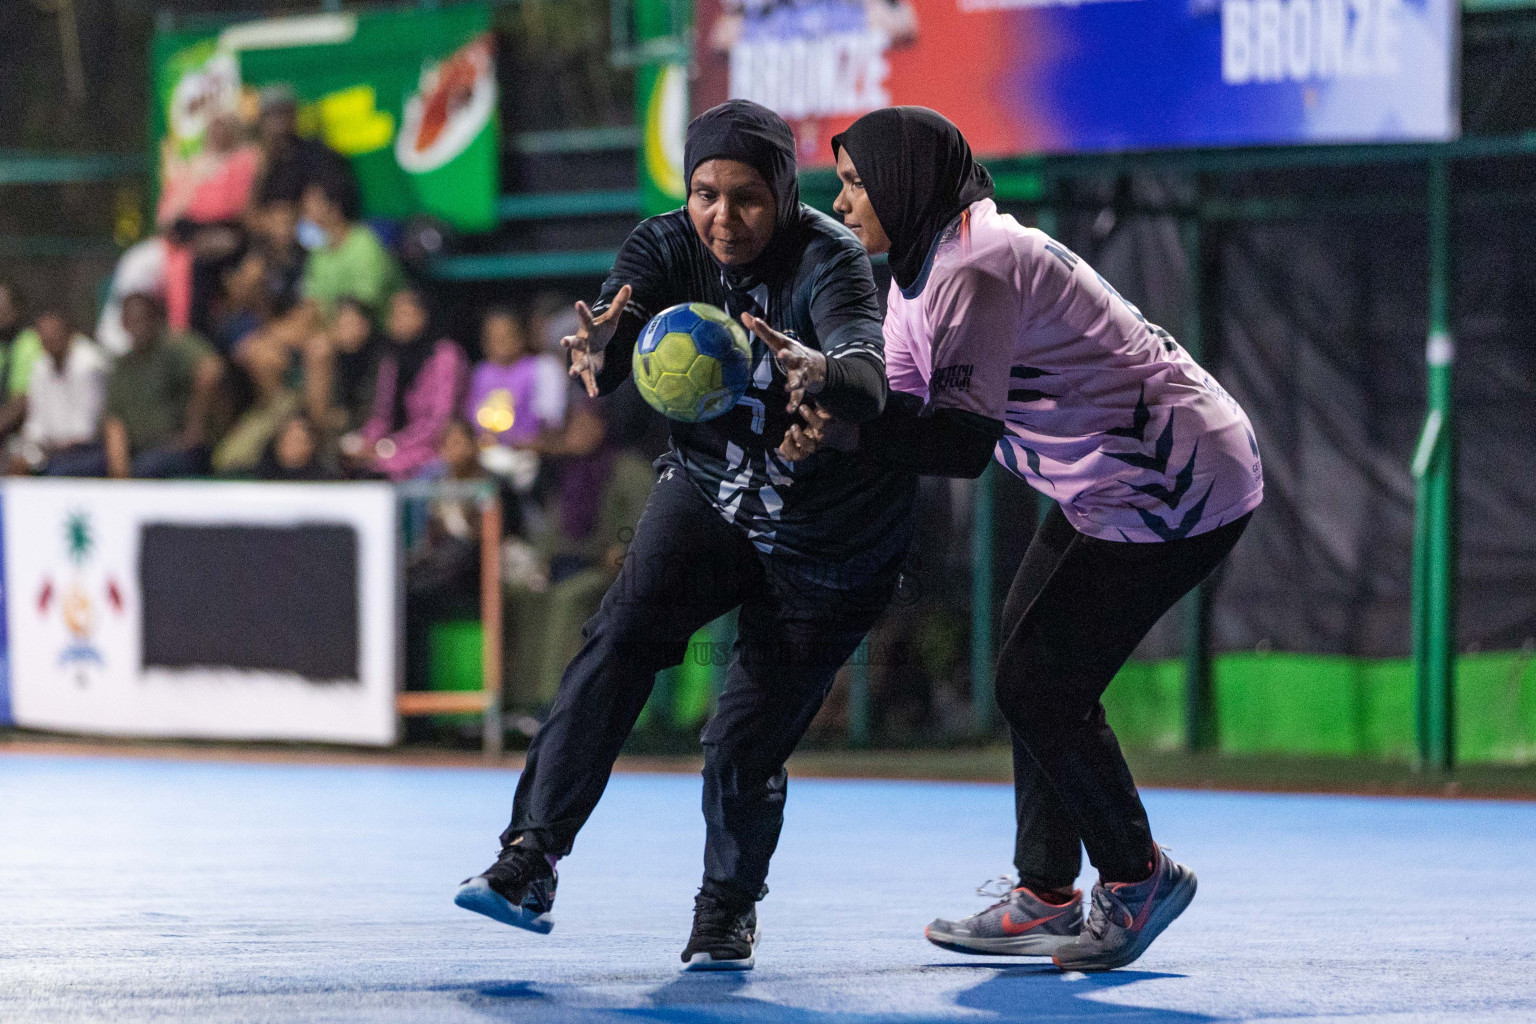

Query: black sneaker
[[680, 889, 760, 971], [454, 845, 558, 934]]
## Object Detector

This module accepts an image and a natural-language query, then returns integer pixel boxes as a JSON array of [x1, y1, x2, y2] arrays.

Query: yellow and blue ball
[[633, 302, 753, 423]]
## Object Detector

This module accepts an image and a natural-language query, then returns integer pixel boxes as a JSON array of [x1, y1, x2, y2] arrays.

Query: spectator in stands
[[156, 112, 261, 230], [326, 296, 384, 432], [0, 281, 37, 399], [255, 413, 330, 481], [342, 287, 466, 481], [48, 293, 223, 479], [251, 198, 306, 319], [253, 85, 354, 210], [94, 237, 168, 357], [212, 334, 300, 476], [466, 307, 566, 489], [2, 308, 108, 475], [209, 242, 271, 357], [157, 112, 261, 338], [238, 172, 402, 428]]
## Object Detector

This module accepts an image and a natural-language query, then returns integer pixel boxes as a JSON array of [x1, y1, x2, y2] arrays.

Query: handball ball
[[633, 302, 753, 423]]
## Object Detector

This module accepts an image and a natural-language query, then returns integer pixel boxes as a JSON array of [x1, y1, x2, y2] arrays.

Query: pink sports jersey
[[882, 199, 1263, 543]]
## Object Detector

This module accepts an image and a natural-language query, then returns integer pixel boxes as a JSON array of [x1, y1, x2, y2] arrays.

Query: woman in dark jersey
[[455, 100, 915, 972]]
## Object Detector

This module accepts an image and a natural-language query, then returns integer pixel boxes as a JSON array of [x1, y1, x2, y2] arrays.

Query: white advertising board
[[2, 479, 399, 745]]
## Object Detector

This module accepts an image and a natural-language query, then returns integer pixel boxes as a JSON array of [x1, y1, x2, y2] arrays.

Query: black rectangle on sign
[[140, 523, 360, 681]]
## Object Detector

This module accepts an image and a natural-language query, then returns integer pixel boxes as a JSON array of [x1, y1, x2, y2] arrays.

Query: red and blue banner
[[692, 0, 1458, 164]]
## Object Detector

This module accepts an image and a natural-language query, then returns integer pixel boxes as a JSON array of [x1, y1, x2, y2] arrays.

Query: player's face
[[833, 149, 890, 256], [688, 159, 777, 266]]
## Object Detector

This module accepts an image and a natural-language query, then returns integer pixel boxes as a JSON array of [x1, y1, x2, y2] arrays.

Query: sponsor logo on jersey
[[932, 363, 975, 393]]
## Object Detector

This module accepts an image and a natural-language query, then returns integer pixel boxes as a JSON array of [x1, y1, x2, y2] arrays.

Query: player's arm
[[794, 264, 1009, 476], [569, 221, 673, 397], [801, 241, 888, 423]]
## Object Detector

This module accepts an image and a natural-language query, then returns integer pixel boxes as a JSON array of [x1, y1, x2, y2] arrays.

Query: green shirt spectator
[[301, 222, 403, 323], [6, 327, 41, 398], [107, 327, 218, 451]]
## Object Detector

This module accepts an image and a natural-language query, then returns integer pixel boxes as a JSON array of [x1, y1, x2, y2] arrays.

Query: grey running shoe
[[925, 881, 1083, 956], [681, 889, 760, 971], [454, 845, 558, 934], [1052, 848, 1196, 972]]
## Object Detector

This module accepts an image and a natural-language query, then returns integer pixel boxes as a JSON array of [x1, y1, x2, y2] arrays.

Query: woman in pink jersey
[[788, 107, 1263, 971]]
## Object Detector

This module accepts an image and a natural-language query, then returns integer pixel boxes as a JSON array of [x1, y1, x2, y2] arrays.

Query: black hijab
[[832, 107, 995, 293], [683, 99, 801, 290], [387, 287, 442, 431]]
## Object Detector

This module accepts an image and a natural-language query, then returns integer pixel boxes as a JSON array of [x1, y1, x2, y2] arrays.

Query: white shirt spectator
[[95, 237, 168, 356], [23, 336, 107, 450]]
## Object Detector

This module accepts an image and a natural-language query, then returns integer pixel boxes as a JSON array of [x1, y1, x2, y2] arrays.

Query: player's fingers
[[801, 404, 833, 429], [578, 364, 599, 398], [594, 285, 632, 325], [575, 300, 597, 333], [786, 386, 805, 415], [560, 333, 583, 351], [779, 425, 813, 461], [742, 312, 790, 354]]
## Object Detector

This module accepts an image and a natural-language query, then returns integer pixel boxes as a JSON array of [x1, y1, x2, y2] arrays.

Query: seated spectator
[[211, 337, 300, 477], [0, 309, 107, 474], [342, 287, 466, 481], [48, 293, 223, 479], [329, 297, 383, 432], [157, 112, 260, 337], [156, 112, 261, 230], [209, 242, 271, 357], [250, 198, 306, 319], [94, 237, 168, 357], [238, 172, 402, 428], [255, 413, 330, 481], [466, 307, 566, 489], [1, 281, 32, 396], [253, 86, 354, 211]]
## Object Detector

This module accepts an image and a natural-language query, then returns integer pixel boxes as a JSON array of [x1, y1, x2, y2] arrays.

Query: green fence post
[[1412, 157, 1458, 772], [971, 465, 996, 736], [1179, 207, 1218, 751]]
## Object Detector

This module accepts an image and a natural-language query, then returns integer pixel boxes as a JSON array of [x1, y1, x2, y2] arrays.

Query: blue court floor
[[1, 752, 1534, 1023]]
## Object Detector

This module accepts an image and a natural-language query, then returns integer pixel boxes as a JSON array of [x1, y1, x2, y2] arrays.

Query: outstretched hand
[[778, 402, 858, 461], [562, 284, 632, 398], [741, 312, 826, 415]]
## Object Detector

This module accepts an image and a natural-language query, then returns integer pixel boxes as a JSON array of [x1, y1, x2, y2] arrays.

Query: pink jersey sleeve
[[881, 282, 928, 398], [922, 263, 1015, 422]]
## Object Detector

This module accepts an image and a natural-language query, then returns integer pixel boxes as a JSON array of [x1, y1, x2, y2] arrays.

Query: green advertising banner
[[637, 61, 688, 218], [152, 5, 499, 231]]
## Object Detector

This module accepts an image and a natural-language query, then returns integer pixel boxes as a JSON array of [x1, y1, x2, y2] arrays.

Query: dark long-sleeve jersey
[[589, 205, 915, 566]]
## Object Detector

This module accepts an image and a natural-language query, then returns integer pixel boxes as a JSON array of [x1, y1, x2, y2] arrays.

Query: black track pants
[[502, 464, 901, 903], [999, 504, 1250, 890]]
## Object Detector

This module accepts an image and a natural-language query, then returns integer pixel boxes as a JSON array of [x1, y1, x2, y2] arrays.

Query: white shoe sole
[[681, 922, 761, 972], [453, 877, 554, 935], [925, 924, 1078, 957]]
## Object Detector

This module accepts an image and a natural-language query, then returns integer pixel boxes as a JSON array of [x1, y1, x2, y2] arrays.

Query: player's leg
[[455, 466, 754, 932], [681, 556, 899, 970], [926, 508, 1085, 955], [993, 508, 1249, 970]]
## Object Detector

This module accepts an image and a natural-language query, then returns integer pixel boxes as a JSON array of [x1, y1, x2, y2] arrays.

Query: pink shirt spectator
[[156, 146, 261, 228], [157, 145, 261, 330], [883, 199, 1263, 543], [465, 354, 567, 447], [360, 339, 468, 481]]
